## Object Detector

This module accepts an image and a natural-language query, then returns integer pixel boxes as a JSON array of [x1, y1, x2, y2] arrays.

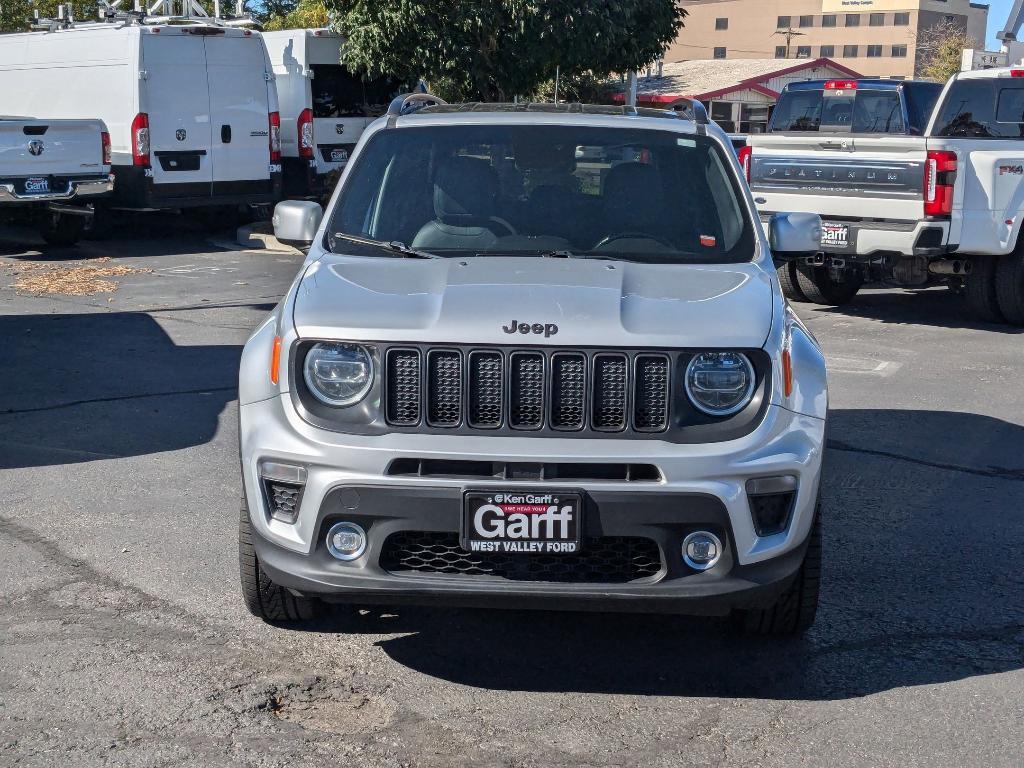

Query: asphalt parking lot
[[1, 218, 1022, 767]]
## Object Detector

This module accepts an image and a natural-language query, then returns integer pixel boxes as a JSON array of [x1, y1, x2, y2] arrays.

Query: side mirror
[[768, 212, 821, 258], [273, 200, 323, 253]]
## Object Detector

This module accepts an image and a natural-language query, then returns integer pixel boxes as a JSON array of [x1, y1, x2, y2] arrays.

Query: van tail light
[[269, 111, 282, 162], [101, 131, 111, 166], [737, 145, 752, 181], [130, 113, 150, 167], [924, 150, 957, 217], [297, 108, 314, 160]]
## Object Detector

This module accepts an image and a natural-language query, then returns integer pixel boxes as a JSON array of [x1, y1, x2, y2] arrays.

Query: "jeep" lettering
[[502, 319, 559, 337]]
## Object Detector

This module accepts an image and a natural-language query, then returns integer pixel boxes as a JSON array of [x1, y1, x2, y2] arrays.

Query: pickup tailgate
[[0, 119, 106, 178], [748, 134, 929, 221]]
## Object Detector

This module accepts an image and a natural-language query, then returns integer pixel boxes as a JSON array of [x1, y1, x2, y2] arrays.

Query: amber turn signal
[[270, 336, 282, 385]]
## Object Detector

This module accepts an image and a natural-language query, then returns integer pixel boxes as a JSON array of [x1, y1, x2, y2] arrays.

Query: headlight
[[685, 352, 755, 417], [303, 343, 374, 406]]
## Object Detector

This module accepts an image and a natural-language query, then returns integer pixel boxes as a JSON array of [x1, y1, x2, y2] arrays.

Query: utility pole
[[772, 27, 806, 59]]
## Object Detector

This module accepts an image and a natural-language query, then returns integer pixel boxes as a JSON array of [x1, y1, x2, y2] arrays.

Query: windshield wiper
[[332, 232, 440, 259]]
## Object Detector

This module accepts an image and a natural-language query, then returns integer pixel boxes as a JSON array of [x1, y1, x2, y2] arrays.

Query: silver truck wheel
[[733, 507, 821, 636], [995, 248, 1024, 326], [239, 499, 319, 623], [777, 261, 807, 302], [965, 255, 1005, 323], [794, 264, 862, 306]]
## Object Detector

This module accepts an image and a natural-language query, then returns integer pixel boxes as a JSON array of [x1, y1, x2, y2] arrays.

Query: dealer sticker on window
[[462, 491, 582, 554]]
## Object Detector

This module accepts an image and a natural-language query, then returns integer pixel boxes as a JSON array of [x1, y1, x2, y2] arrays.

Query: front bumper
[[0, 174, 113, 203], [240, 395, 825, 614]]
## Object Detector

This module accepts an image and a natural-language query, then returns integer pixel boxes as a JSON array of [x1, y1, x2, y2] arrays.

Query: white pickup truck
[[743, 70, 1024, 325], [0, 116, 113, 245]]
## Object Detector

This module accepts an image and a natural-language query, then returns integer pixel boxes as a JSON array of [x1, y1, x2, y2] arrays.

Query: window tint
[[714, 46, 727, 59], [934, 80, 1024, 138], [309, 65, 410, 118], [799, 15, 813, 27], [328, 125, 755, 263], [895, 11, 910, 25], [777, 15, 790, 28], [867, 45, 883, 57], [797, 46, 812, 58], [869, 12, 885, 26], [846, 13, 860, 26], [903, 83, 943, 134], [821, 45, 835, 58], [822, 14, 837, 27], [775, 46, 787, 59], [715, 17, 728, 30], [844, 44, 859, 57], [892, 44, 908, 57], [770, 88, 906, 133]]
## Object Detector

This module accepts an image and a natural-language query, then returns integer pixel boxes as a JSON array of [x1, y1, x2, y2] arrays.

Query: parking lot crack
[[827, 439, 1024, 482], [0, 385, 236, 415]]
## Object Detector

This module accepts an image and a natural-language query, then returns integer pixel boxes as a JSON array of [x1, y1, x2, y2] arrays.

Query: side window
[[931, 80, 1024, 138], [769, 90, 824, 131]]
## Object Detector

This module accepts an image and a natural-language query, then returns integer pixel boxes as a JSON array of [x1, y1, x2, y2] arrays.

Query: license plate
[[821, 222, 853, 250], [23, 177, 50, 194], [462, 490, 583, 554], [330, 148, 349, 163]]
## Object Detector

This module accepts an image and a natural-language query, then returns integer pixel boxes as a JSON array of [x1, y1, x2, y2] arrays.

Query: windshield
[[770, 88, 907, 134], [327, 124, 755, 263], [309, 65, 410, 118]]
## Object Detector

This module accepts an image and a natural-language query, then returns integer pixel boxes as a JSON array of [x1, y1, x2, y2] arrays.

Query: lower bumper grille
[[379, 532, 663, 584]]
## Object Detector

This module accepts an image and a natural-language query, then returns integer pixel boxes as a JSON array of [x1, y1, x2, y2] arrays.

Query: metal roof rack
[[31, 0, 258, 30]]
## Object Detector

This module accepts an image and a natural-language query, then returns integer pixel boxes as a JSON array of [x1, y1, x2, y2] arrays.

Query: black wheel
[[733, 508, 821, 636], [777, 261, 808, 302], [39, 212, 85, 246], [239, 499, 319, 623], [965, 255, 1005, 323], [85, 203, 115, 240], [995, 247, 1024, 326], [794, 264, 863, 306]]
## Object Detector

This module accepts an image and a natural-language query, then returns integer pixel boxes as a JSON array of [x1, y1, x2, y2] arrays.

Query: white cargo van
[[0, 21, 282, 211], [262, 29, 409, 198]]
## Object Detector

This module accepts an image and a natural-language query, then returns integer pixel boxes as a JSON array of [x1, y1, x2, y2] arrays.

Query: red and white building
[[613, 57, 863, 133]]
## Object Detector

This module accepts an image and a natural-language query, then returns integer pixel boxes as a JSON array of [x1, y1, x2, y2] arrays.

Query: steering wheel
[[593, 232, 675, 251]]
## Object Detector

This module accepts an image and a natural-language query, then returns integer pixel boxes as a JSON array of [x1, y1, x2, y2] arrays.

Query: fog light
[[682, 531, 722, 571], [326, 521, 366, 561]]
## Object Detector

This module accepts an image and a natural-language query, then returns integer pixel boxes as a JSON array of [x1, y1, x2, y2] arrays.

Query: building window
[[715, 17, 728, 30], [714, 47, 727, 59], [894, 12, 910, 26], [775, 45, 787, 59], [846, 13, 860, 27], [796, 45, 812, 58], [822, 14, 837, 28], [869, 12, 885, 26], [820, 45, 835, 58], [867, 44, 883, 57], [892, 44, 908, 58], [777, 15, 791, 28], [799, 14, 814, 28], [844, 44, 859, 57]]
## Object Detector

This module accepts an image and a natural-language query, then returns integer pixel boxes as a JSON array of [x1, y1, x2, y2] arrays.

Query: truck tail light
[[130, 112, 150, 167], [101, 130, 111, 166], [924, 150, 957, 217], [297, 108, 314, 160], [824, 80, 858, 90], [1011, 70, 1024, 77], [269, 111, 282, 162], [737, 145, 752, 181]]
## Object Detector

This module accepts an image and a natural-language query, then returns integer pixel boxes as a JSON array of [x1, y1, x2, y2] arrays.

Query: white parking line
[[827, 356, 903, 376]]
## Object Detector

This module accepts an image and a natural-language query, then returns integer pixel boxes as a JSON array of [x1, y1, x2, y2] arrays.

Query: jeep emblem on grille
[[502, 319, 559, 337], [27, 140, 44, 156]]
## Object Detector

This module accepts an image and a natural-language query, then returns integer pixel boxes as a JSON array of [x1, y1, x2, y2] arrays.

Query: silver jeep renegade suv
[[238, 97, 827, 635]]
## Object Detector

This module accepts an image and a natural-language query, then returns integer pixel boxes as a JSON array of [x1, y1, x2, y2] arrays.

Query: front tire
[[794, 264, 862, 306], [965, 255, 1005, 323], [39, 212, 85, 246], [733, 508, 821, 636], [239, 499, 319, 623]]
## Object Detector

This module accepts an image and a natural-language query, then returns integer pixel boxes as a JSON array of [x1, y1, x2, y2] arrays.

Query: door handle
[[221, 125, 231, 143]]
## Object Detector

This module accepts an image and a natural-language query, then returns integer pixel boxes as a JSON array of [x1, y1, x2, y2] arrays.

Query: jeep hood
[[292, 255, 775, 348]]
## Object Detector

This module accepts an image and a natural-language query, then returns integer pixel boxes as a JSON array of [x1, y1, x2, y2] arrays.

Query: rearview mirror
[[768, 212, 821, 258], [273, 200, 323, 252]]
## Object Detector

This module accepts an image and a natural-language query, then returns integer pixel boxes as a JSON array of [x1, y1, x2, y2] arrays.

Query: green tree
[[262, 0, 326, 30], [324, 0, 685, 102], [917, 17, 978, 83], [1, 0, 62, 33]]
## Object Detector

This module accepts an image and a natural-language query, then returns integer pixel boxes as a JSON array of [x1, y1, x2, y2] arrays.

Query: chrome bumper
[[0, 175, 114, 203]]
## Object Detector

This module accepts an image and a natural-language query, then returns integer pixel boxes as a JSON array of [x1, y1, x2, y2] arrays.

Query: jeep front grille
[[384, 346, 671, 435]]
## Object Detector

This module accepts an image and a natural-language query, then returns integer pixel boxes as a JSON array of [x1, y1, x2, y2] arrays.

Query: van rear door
[[204, 32, 272, 192], [141, 31, 214, 195]]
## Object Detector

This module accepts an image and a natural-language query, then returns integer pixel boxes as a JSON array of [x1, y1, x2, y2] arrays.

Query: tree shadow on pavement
[[305, 408, 1024, 701], [0, 311, 244, 469], [796, 285, 1024, 334]]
